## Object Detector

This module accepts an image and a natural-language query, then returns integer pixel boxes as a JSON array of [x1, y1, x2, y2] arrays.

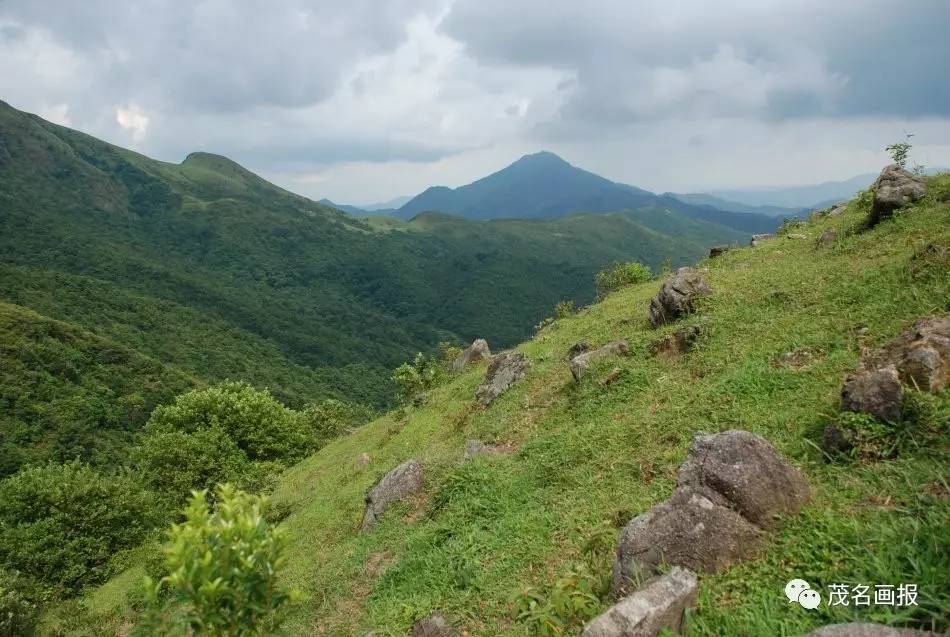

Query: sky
[[2, 0, 948, 205]]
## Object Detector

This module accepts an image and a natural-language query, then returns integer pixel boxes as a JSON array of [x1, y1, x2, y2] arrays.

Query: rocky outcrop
[[869, 164, 927, 225], [650, 325, 702, 357], [613, 430, 809, 596], [568, 341, 592, 360], [474, 352, 530, 407], [817, 229, 838, 248], [581, 567, 697, 637], [361, 460, 423, 531], [451, 338, 491, 372], [648, 268, 712, 328], [864, 316, 950, 393], [411, 614, 457, 637], [841, 366, 903, 423], [570, 340, 629, 381], [708, 245, 731, 258], [806, 624, 944, 637], [828, 202, 849, 217], [750, 233, 774, 247]]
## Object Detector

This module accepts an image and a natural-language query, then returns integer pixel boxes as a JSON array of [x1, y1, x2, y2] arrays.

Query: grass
[[71, 177, 949, 636]]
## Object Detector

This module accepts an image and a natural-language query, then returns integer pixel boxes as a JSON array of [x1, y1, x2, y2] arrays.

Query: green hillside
[[68, 174, 949, 635]]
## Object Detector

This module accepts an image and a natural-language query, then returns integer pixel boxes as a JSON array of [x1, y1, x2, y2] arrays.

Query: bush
[[595, 262, 652, 298], [554, 300, 577, 319], [300, 399, 374, 444], [0, 462, 159, 592], [0, 569, 39, 637], [391, 353, 442, 403], [138, 485, 296, 636]]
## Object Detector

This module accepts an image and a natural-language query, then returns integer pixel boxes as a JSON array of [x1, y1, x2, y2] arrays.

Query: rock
[[864, 316, 950, 393], [570, 340, 630, 381], [463, 439, 503, 460], [870, 164, 927, 225], [474, 352, 531, 407], [750, 233, 774, 247], [817, 229, 838, 247], [677, 430, 810, 529], [568, 341, 593, 360], [601, 367, 623, 386], [708, 245, 731, 258], [357, 452, 371, 468], [361, 460, 423, 531], [821, 424, 853, 456], [828, 203, 849, 217], [451, 338, 491, 372], [613, 486, 761, 595], [650, 325, 702, 357], [787, 233, 808, 240], [841, 366, 902, 423], [648, 268, 712, 328], [411, 613, 457, 637], [581, 567, 698, 637], [805, 623, 944, 637]]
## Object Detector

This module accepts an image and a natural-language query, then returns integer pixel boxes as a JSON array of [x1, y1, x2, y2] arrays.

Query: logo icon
[[785, 579, 821, 609]]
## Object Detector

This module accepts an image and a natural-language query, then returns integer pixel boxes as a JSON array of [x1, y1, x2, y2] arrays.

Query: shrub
[[391, 353, 442, 403], [0, 569, 39, 637], [886, 134, 913, 168], [301, 399, 374, 444], [0, 462, 159, 592], [554, 300, 577, 319], [595, 262, 652, 298], [138, 485, 296, 636]]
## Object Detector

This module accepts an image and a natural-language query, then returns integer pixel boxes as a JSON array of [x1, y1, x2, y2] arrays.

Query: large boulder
[[806, 624, 944, 637], [648, 268, 712, 328], [411, 613, 457, 637], [841, 366, 902, 423], [869, 164, 927, 225], [865, 316, 950, 393], [677, 430, 810, 529], [612, 487, 761, 596], [581, 567, 698, 637], [451, 338, 491, 372], [474, 352, 531, 407], [361, 460, 423, 531], [570, 340, 630, 381]]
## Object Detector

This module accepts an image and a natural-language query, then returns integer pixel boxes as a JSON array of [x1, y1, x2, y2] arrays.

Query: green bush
[[391, 353, 443, 403], [0, 462, 159, 592], [300, 399, 374, 444], [0, 569, 39, 637], [138, 485, 296, 636], [595, 262, 652, 299], [554, 300, 577, 319]]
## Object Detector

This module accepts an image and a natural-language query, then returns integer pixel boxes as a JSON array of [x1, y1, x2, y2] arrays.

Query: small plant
[[554, 300, 577, 319], [515, 567, 604, 637], [138, 485, 297, 636], [391, 352, 442, 403], [886, 132, 913, 169], [595, 262, 652, 299]]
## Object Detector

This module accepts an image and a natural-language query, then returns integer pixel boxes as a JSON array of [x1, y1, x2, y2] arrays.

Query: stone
[[841, 366, 902, 423], [821, 424, 853, 456], [474, 352, 531, 407], [612, 486, 761, 596], [750, 233, 774, 247], [568, 341, 593, 360], [650, 325, 702, 357], [411, 613, 457, 637], [864, 316, 950, 393], [571, 340, 630, 381], [581, 567, 698, 637], [787, 233, 808, 240], [870, 164, 927, 225], [463, 439, 503, 460], [677, 430, 810, 529], [828, 203, 849, 217], [356, 452, 371, 468], [805, 623, 944, 637], [601, 367, 623, 386], [708, 245, 731, 258], [817, 229, 838, 247], [361, 459, 423, 531], [451, 338, 491, 372], [648, 268, 712, 328]]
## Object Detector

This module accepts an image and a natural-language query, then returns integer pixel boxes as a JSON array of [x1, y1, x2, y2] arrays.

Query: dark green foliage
[[0, 462, 159, 592], [301, 399, 375, 444], [391, 353, 444, 403], [0, 569, 39, 637]]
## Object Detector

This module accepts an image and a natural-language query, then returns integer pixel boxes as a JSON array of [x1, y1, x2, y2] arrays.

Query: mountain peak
[[512, 150, 571, 167]]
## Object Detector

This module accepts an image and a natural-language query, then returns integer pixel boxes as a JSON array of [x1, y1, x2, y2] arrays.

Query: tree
[[886, 133, 913, 169], [139, 485, 296, 636]]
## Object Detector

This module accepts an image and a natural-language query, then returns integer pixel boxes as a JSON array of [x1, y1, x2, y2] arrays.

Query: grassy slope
[[74, 183, 950, 635]]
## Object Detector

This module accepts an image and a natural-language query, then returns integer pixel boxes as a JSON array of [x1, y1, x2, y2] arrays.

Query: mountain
[[74, 174, 950, 635], [363, 195, 412, 211], [393, 151, 781, 232], [704, 173, 877, 209], [0, 101, 752, 474], [317, 198, 370, 215], [670, 192, 806, 218]]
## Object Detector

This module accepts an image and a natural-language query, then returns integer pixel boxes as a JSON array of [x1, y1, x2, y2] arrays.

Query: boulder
[[750, 233, 774, 247], [817, 229, 838, 247], [601, 367, 623, 386], [870, 164, 927, 225], [411, 614, 457, 637], [841, 366, 902, 423], [821, 424, 853, 456], [806, 624, 944, 637], [612, 486, 761, 596], [568, 341, 593, 361], [677, 430, 810, 529], [361, 460, 423, 531], [650, 325, 702, 357], [474, 352, 531, 407], [463, 439, 503, 460], [356, 452, 372, 468], [581, 567, 698, 637], [708, 245, 731, 258], [828, 203, 849, 217], [864, 316, 950, 393], [648, 268, 712, 328], [571, 340, 630, 381], [451, 338, 491, 372]]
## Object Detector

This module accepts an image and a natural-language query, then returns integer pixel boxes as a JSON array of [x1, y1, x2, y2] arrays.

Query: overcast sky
[[2, 0, 948, 204]]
